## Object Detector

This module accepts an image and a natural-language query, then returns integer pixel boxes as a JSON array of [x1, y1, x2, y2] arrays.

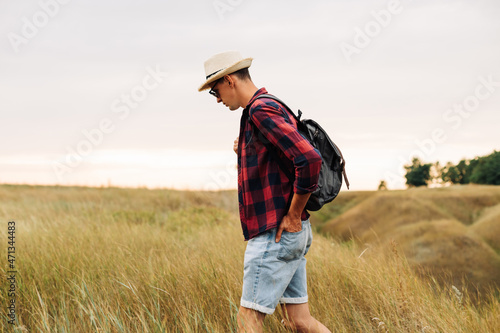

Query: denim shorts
[[240, 219, 313, 315]]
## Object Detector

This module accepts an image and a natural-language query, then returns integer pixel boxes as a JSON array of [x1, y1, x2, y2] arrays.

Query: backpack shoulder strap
[[254, 94, 303, 123]]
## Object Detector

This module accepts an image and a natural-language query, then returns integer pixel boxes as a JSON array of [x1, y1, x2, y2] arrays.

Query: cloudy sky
[[1, 0, 499, 191]]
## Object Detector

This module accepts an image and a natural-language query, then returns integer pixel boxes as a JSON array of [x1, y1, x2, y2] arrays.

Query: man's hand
[[233, 137, 239, 154], [275, 212, 302, 243], [275, 192, 312, 242]]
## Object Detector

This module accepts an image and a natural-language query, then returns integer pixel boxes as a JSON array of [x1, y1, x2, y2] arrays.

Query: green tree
[[469, 151, 500, 185], [404, 157, 432, 187], [441, 162, 460, 184], [466, 158, 480, 182], [442, 158, 480, 184]]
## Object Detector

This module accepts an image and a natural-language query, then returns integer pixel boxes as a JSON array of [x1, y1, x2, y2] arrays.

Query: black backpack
[[250, 94, 349, 211]]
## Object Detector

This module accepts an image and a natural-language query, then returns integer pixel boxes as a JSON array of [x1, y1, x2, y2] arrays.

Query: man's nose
[[217, 97, 222, 103]]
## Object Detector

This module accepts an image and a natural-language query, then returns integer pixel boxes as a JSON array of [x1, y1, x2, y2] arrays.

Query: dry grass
[[0, 185, 499, 332], [471, 203, 500, 253]]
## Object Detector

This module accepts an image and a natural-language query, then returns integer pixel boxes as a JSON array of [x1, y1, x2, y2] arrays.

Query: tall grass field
[[0, 184, 499, 332]]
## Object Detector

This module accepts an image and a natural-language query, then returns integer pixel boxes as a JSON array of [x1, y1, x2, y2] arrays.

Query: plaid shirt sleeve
[[249, 98, 322, 195]]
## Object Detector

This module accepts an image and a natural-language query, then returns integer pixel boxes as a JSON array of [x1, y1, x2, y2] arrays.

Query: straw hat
[[198, 51, 253, 91]]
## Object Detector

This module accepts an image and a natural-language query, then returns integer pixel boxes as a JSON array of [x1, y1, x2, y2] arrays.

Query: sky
[[1, 0, 499, 191]]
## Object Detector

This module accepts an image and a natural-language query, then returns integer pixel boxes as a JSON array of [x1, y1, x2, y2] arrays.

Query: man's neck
[[238, 82, 259, 109]]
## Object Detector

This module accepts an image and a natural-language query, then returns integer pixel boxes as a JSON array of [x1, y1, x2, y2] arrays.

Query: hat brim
[[198, 58, 253, 92]]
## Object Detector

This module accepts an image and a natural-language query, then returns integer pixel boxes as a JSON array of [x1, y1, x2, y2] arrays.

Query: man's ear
[[224, 75, 235, 88]]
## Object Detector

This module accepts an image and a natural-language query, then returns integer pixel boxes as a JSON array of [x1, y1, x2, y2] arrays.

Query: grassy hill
[[316, 185, 500, 295], [0, 184, 499, 332]]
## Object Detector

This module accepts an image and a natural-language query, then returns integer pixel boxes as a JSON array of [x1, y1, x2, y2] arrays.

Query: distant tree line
[[378, 150, 500, 189]]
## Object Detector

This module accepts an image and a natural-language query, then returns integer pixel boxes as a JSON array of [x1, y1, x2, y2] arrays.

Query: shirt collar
[[244, 87, 268, 110]]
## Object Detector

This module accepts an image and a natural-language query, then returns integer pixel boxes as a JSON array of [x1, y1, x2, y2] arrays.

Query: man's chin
[[228, 105, 240, 111]]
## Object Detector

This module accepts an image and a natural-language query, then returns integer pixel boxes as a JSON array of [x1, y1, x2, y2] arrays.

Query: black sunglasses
[[209, 79, 221, 98]]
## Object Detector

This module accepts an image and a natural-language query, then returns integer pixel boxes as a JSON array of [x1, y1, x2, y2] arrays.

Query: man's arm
[[275, 192, 311, 242]]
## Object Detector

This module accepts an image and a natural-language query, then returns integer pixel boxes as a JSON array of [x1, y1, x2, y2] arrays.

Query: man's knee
[[290, 315, 315, 331], [282, 307, 316, 332]]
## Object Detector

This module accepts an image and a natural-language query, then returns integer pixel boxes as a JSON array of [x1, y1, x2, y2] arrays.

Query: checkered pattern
[[237, 88, 322, 240]]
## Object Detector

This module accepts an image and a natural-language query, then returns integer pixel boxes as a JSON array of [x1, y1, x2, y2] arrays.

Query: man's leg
[[281, 303, 331, 333], [237, 306, 265, 333]]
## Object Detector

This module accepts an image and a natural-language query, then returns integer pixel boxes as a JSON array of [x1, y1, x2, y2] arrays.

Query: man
[[198, 51, 331, 333]]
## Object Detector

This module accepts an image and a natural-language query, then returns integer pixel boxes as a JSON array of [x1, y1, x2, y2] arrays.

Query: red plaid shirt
[[237, 88, 322, 240]]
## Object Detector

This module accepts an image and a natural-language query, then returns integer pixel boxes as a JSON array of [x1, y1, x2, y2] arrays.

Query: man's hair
[[230, 68, 252, 82]]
